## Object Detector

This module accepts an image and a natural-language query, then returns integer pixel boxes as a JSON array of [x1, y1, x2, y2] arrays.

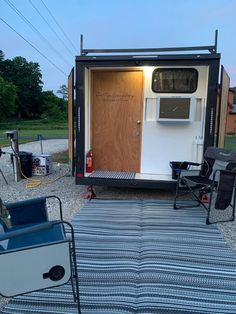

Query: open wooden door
[[68, 68, 75, 174], [217, 66, 230, 148], [91, 70, 144, 172]]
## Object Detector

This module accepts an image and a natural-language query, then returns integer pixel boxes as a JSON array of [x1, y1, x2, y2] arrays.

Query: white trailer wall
[[141, 65, 209, 175]]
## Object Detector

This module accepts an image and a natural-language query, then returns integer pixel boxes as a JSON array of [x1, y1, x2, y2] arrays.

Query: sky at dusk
[[1, 0, 236, 93]]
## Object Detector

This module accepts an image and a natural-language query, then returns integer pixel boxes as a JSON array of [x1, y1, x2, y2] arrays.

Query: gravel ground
[[1, 139, 236, 311], [0, 139, 88, 221]]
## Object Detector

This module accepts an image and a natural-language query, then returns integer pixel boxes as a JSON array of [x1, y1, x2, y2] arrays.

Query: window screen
[[152, 68, 198, 93]]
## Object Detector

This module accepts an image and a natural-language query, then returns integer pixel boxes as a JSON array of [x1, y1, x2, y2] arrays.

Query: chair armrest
[[170, 161, 201, 170], [0, 221, 55, 242], [182, 161, 202, 167], [179, 162, 202, 176], [211, 169, 236, 183]]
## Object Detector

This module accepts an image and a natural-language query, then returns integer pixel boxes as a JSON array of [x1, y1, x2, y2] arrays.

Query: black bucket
[[11, 151, 33, 178], [19, 151, 32, 178], [170, 161, 189, 180]]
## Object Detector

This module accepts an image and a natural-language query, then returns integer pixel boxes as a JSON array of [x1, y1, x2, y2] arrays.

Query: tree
[[57, 84, 68, 100], [0, 50, 4, 62], [42, 90, 67, 120], [1, 56, 43, 118], [0, 50, 69, 121], [0, 50, 5, 76], [0, 75, 17, 120]]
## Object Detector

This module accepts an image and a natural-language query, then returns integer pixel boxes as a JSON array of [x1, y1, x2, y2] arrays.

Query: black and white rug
[[3, 199, 236, 313]]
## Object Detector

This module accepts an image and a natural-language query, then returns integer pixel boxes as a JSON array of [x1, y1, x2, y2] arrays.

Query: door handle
[[136, 120, 141, 136]]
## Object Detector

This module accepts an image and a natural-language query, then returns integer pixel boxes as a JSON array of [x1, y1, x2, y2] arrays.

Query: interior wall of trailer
[[85, 65, 209, 176]]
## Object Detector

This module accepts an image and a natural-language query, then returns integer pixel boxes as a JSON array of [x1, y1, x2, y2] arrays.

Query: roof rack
[[80, 30, 218, 56]]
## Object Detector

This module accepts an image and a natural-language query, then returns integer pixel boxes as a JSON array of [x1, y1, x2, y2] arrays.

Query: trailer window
[[152, 68, 198, 93]]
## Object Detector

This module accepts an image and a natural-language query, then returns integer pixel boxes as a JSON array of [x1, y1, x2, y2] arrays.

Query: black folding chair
[[173, 147, 236, 224]]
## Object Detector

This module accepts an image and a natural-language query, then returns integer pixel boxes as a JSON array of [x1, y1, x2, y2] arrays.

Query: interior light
[[143, 66, 153, 78]]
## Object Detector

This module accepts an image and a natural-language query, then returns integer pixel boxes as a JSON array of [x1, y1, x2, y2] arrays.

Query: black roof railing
[[80, 30, 218, 56]]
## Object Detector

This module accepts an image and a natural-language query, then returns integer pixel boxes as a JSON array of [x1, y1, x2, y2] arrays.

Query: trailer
[[68, 31, 230, 189]]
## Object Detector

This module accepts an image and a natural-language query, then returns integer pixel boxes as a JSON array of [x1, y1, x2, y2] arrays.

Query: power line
[[0, 16, 67, 76], [40, 0, 78, 54], [28, 0, 74, 57], [4, 0, 71, 67], [3, 0, 72, 67]]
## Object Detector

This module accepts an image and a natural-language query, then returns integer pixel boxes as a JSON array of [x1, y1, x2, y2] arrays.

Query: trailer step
[[89, 171, 135, 180]]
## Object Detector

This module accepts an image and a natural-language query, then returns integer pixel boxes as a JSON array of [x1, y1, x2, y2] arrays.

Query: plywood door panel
[[91, 70, 143, 172]]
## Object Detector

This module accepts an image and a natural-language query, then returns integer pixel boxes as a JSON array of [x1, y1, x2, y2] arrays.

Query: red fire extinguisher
[[86, 149, 93, 173]]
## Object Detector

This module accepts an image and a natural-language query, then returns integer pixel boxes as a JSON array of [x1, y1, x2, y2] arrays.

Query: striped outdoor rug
[[2, 199, 236, 314]]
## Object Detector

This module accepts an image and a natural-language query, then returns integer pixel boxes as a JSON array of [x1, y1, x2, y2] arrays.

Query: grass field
[[52, 150, 69, 163], [224, 135, 236, 150], [0, 119, 68, 147]]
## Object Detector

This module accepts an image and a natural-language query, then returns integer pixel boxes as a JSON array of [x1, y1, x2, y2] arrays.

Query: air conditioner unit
[[32, 154, 53, 176], [156, 97, 195, 122]]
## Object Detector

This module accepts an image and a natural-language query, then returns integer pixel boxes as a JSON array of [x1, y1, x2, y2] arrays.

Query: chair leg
[[174, 176, 207, 210], [232, 193, 236, 222], [206, 215, 210, 225], [70, 236, 81, 314], [0, 169, 8, 185], [173, 175, 181, 209], [71, 255, 81, 314]]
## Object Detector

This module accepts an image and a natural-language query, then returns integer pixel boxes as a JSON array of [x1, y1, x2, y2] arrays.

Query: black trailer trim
[[68, 68, 75, 175], [75, 63, 85, 177], [76, 53, 220, 62], [76, 177, 176, 190], [203, 60, 220, 150]]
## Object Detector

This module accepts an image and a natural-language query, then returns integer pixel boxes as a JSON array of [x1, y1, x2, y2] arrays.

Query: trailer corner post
[[75, 62, 85, 179]]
